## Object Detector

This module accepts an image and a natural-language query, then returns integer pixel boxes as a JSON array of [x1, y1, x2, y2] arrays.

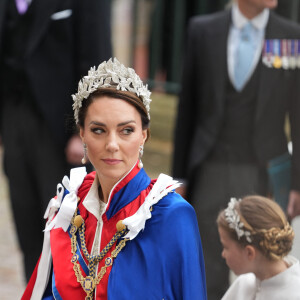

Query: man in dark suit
[[0, 0, 111, 281], [173, 0, 300, 298]]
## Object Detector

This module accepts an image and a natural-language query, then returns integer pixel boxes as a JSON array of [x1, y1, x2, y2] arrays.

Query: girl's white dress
[[222, 256, 300, 300]]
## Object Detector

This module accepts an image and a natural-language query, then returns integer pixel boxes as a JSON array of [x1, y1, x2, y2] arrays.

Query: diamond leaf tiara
[[72, 58, 152, 124], [225, 198, 252, 243]]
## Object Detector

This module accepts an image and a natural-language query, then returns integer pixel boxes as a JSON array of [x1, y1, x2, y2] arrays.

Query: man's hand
[[287, 190, 300, 220], [65, 134, 85, 165]]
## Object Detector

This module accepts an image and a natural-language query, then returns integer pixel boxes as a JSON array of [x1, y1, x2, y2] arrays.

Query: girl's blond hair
[[217, 196, 294, 260]]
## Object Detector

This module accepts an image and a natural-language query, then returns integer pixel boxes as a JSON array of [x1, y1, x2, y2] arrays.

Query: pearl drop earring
[[138, 145, 144, 168], [81, 144, 87, 164]]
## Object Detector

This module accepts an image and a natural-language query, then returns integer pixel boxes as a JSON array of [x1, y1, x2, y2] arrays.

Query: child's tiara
[[225, 198, 252, 243]]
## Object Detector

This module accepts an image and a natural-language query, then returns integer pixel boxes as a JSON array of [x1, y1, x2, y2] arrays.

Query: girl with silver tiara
[[218, 196, 300, 300]]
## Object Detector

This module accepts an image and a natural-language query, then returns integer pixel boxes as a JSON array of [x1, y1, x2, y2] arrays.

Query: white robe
[[222, 256, 300, 300]]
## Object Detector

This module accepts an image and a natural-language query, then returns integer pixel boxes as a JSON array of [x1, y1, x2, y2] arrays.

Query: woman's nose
[[105, 133, 119, 152]]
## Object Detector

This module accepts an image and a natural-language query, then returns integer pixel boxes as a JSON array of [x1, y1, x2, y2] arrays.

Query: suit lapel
[[26, 0, 60, 57]]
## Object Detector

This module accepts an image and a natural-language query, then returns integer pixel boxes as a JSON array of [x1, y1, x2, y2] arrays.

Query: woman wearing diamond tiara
[[22, 58, 207, 300], [217, 196, 300, 300]]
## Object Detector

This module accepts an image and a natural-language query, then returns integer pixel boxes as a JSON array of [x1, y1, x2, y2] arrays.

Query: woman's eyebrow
[[117, 120, 136, 126], [89, 121, 106, 126], [89, 120, 136, 127]]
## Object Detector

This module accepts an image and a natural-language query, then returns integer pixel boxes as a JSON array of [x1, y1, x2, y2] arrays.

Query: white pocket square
[[51, 9, 72, 21]]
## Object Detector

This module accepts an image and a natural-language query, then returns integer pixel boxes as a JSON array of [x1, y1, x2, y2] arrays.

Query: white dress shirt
[[82, 174, 108, 256]]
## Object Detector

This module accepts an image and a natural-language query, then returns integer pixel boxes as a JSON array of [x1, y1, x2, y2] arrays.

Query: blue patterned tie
[[15, 0, 29, 15], [234, 22, 256, 91]]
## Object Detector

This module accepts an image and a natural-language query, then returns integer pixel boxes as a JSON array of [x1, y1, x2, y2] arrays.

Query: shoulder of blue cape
[[117, 191, 207, 300]]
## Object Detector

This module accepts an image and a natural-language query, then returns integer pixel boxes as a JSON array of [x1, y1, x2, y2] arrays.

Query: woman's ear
[[245, 245, 256, 261], [142, 129, 147, 143], [79, 127, 85, 143]]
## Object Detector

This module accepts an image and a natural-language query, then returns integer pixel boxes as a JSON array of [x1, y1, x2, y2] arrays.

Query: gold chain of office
[[69, 210, 128, 300]]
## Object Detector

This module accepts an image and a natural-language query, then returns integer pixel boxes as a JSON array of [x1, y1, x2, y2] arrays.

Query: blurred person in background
[[0, 0, 111, 281], [173, 0, 300, 298]]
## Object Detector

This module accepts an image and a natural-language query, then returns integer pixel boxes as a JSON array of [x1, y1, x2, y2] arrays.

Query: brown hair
[[77, 88, 150, 141], [217, 195, 294, 261]]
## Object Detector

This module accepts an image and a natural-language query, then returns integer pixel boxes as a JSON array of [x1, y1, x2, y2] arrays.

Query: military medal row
[[262, 39, 300, 69]]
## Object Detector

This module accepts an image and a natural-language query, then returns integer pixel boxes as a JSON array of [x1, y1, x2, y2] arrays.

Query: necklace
[[70, 211, 128, 300]]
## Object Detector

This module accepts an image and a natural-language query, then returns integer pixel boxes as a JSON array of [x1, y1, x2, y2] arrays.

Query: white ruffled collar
[[122, 173, 181, 240], [44, 166, 181, 241]]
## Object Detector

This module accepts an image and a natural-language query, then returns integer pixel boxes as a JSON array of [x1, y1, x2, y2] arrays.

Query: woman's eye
[[91, 128, 104, 134], [122, 127, 134, 135]]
